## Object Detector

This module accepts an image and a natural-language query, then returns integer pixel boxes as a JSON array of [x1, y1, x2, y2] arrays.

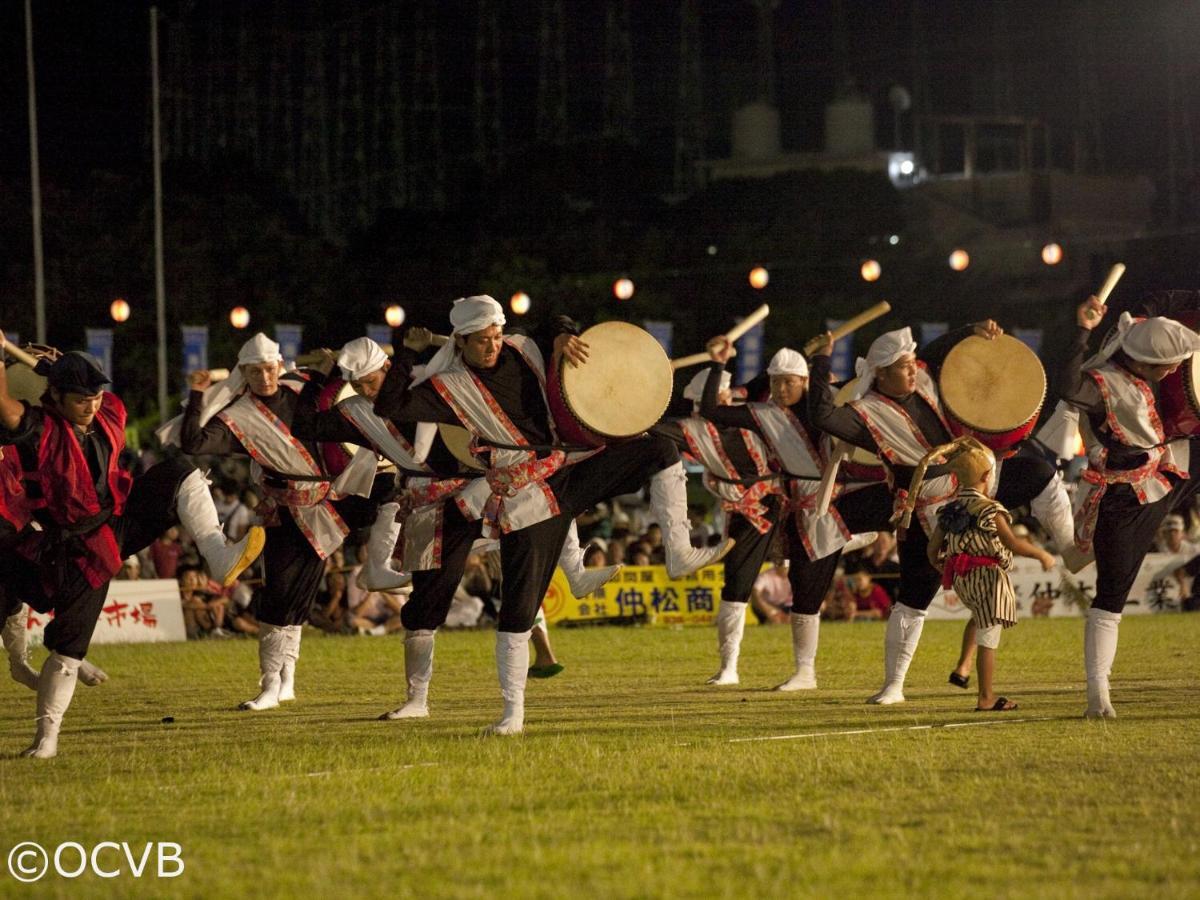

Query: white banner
[[21, 580, 188, 647], [926, 552, 1187, 620]]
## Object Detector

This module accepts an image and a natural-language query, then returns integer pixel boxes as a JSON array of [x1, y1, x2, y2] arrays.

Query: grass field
[[2, 615, 1199, 898]]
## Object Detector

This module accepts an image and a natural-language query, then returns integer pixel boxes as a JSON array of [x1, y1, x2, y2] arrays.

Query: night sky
[[2, 1, 1192, 187]]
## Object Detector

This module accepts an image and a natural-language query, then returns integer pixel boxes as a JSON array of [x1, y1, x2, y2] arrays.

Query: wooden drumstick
[[1095, 263, 1126, 306], [1086, 263, 1125, 321], [803, 301, 892, 356], [670, 305, 769, 370], [208, 368, 230, 382], [0, 339, 39, 369]]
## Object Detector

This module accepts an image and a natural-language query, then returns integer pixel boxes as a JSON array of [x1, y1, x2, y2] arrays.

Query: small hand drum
[[546, 322, 673, 447], [3, 343, 61, 406]]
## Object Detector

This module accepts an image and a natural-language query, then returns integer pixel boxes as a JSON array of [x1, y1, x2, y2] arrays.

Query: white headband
[[767, 347, 809, 378], [1085, 311, 1200, 369], [237, 332, 283, 366], [337, 337, 389, 382], [413, 295, 507, 388], [853, 327, 917, 399]]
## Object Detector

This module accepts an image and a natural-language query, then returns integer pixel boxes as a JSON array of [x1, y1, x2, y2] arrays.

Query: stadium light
[[110, 298, 130, 323], [613, 278, 635, 300], [949, 249, 970, 271], [749, 267, 769, 290], [510, 292, 531, 315], [230, 306, 250, 329], [385, 305, 405, 328], [860, 260, 882, 282], [1041, 243, 1063, 265]]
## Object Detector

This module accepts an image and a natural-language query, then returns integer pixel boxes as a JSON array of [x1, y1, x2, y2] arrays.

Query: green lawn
[[1, 615, 1198, 898]]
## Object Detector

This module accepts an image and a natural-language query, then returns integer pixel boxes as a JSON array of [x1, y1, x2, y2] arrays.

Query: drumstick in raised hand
[[671, 305, 771, 370], [0, 340, 39, 369], [803, 301, 892, 357], [1086, 263, 1126, 321]]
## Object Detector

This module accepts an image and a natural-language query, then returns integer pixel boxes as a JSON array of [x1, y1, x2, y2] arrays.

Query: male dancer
[[1060, 295, 1200, 717], [1, 338, 262, 757], [373, 296, 732, 734], [807, 322, 1074, 704], [698, 343, 886, 690], [178, 333, 382, 711]]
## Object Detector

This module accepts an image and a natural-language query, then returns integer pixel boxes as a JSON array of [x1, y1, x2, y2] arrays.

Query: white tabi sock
[[277, 625, 302, 702], [485, 630, 530, 736], [360, 503, 411, 591], [239, 623, 287, 711], [3, 609, 39, 690], [649, 462, 736, 578], [22, 652, 82, 759], [775, 612, 819, 691], [869, 603, 926, 705], [706, 600, 746, 685], [1084, 607, 1120, 719], [176, 468, 265, 586], [559, 520, 622, 598], [380, 630, 435, 720]]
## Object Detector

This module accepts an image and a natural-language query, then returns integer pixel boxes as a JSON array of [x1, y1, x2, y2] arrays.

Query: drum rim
[[940, 335, 1047, 434], [557, 322, 672, 439]]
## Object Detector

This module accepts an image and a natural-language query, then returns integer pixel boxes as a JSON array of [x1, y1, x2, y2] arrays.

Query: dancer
[[699, 342, 885, 691], [808, 322, 1072, 704], [373, 296, 733, 734], [0, 339, 262, 757], [1060, 295, 1200, 717], [177, 333, 379, 712]]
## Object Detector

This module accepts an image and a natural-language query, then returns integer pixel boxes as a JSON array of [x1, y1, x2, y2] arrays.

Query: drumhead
[[559, 322, 672, 439], [438, 423, 485, 472], [940, 335, 1046, 433], [5, 363, 46, 406], [833, 378, 883, 467]]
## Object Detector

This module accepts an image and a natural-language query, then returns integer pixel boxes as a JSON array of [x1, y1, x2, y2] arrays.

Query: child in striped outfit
[[927, 444, 1055, 712]]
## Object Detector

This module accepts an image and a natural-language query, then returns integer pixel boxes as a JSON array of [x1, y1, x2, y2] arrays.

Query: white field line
[[305, 762, 439, 777], [722, 716, 1053, 745]]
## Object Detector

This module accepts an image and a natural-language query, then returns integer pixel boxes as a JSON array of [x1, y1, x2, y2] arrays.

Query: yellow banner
[[543, 564, 756, 626]]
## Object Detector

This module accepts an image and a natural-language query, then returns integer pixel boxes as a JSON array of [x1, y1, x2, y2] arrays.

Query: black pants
[[787, 482, 894, 615], [721, 494, 786, 605], [1091, 444, 1200, 613], [402, 434, 679, 634], [258, 493, 376, 628], [0, 457, 194, 659]]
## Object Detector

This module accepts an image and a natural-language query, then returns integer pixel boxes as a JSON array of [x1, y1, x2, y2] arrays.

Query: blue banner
[[735, 319, 765, 385], [366, 324, 392, 348], [275, 323, 303, 364], [85, 328, 114, 380], [918, 321, 949, 347], [642, 320, 674, 357], [826, 319, 854, 382], [181, 325, 209, 383], [1012, 327, 1043, 355]]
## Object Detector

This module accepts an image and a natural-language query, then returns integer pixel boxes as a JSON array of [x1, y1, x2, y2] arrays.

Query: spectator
[[149, 526, 184, 580], [226, 582, 260, 636], [844, 567, 892, 620], [750, 557, 792, 623], [178, 566, 231, 639], [1154, 514, 1199, 556], [819, 572, 857, 621], [583, 545, 609, 568], [116, 554, 141, 581], [852, 533, 901, 605]]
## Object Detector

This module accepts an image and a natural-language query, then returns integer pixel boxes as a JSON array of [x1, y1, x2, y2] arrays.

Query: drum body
[[1157, 310, 1200, 437], [939, 335, 1046, 452], [545, 322, 673, 447], [833, 379, 887, 482], [4, 344, 60, 406]]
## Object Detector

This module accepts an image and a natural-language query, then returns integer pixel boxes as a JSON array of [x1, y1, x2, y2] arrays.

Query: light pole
[[24, 0, 46, 343], [151, 6, 168, 423]]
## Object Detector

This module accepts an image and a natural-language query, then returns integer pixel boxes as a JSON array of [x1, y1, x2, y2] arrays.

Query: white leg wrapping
[[559, 520, 622, 598], [239, 623, 287, 711], [706, 601, 746, 685], [868, 604, 925, 705], [649, 462, 735, 578], [485, 630, 530, 736], [1085, 607, 1120, 719], [775, 612, 820, 691], [3, 609, 39, 690], [277, 625, 302, 702], [1030, 473, 1076, 555], [360, 503, 411, 591], [380, 630, 435, 720], [22, 653, 81, 759], [177, 469, 265, 586], [77, 659, 109, 687]]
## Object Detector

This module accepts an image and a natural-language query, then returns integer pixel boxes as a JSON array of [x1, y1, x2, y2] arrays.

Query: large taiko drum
[[437, 423, 486, 472], [546, 322, 673, 447], [1156, 311, 1200, 437], [833, 378, 887, 482], [3, 344, 60, 406], [939, 334, 1046, 452]]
